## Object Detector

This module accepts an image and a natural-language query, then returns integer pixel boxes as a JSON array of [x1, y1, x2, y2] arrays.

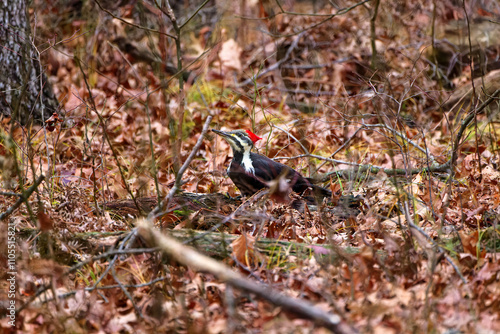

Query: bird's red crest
[[245, 130, 262, 144]]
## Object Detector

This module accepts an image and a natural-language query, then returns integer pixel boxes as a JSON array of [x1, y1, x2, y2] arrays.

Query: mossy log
[[444, 69, 500, 111], [102, 191, 361, 224], [18, 226, 358, 265], [102, 192, 239, 222]]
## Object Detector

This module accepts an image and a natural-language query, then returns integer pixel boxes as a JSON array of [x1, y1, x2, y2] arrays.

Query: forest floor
[[1, 0, 500, 333]]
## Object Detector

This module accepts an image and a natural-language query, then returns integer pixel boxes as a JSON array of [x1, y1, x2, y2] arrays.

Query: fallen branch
[[317, 161, 451, 182], [17, 226, 359, 261], [136, 218, 358, 334]]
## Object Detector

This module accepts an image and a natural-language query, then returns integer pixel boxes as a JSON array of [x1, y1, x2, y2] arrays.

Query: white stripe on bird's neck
[[228, 136, 255, 175], [241, 150, 255, 174]]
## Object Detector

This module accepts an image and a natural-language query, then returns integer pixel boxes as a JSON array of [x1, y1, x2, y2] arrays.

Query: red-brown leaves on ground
[[2, 0, 500, 333]]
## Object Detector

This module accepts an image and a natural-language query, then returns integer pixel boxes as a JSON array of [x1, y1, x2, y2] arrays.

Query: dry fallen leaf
[[218, 38, 242, 72], [230, 233, 263, 269]]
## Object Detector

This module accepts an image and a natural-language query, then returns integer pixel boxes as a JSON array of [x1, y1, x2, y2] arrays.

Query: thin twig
[[41, 276, 171, 303], [111, 265, 143, 317], [362, 123, 431, 158], [237, 32, 305, 87], [408, 222, 469, 286], [149, 115, 213, 219], [369, 0, 380, 69], [273, 153, 362, 167], [186, 190, 269, 244], [75, 59, 144, 215], [0, 191, 22, 196], [265, 0, 371, 38], [451, 89, 500, 168], [316, 127, 363, 172], [90, 230, 138, 289], [94, 0, 175, 39], [272, 124, 310, 156], [0, 174, 45, 220], [179, 0, 211, 29], [16, 246, 159, 313]]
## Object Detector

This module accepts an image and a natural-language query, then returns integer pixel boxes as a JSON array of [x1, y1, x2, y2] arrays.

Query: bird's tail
[[304, 177, 332, 200], [311, 184, 332, 199]]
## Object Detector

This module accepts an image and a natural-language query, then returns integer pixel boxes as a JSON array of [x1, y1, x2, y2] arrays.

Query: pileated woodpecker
[[212, 129, 331, 201]]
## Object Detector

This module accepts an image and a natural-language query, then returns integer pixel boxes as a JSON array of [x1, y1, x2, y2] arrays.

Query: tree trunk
[[0, 0, 58, 125]]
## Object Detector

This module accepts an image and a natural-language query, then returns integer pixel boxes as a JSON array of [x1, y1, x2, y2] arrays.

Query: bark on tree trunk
[[0, 0, 59, 125]]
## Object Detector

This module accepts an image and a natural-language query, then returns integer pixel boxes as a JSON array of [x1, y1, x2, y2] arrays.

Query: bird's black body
[[212, 129, 331, 201]]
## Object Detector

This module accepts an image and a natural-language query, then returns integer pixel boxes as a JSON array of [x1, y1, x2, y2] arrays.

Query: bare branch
[[0, 174, 45, 220], [451, 89, 500, 169], [136, 219, 358, 334], [94, 0, 176, 39], [148, 115, 213, 219]]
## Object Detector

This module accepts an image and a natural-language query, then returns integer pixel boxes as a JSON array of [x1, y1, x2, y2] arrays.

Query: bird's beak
[[213, 128, 249, 151], [212, 129, 229, 138], [212, 129, 240, 150]]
